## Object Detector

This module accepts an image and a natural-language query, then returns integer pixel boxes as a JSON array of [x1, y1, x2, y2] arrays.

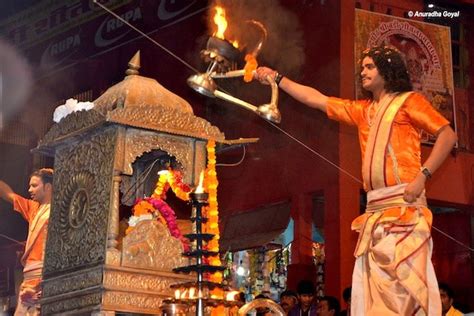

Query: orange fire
[[213, 6, 227, 39], [195, 171, 205, 193], [213, 6, 239, 48]]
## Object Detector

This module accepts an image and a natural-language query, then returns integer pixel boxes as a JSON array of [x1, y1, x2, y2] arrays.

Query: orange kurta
[[327, 92, 449, 238], [13, 194, 50, 315], [326, 92, 450, 316], [327, 92, 449, 188], [13, 194, 49, 268]]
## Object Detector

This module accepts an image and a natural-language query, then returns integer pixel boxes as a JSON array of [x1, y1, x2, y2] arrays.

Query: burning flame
[[195, 171, 205, 193], [213, 6, 227, 39], [213, 6, 239, 48], [189, 287, 196, 299], [174, 289, 180, 300]]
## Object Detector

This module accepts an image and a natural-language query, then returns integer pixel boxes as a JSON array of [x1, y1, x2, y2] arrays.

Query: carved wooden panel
[[42, 267, 103, 298], [123, 130, 192, 176], [107, 105, 224, 141], [39, 109, 105, 146], [43, 127, 117, 275], [42, 292, 102, 315]]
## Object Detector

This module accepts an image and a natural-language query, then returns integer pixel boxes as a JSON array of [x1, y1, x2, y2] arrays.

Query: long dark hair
[[358, 46, 412, 99]]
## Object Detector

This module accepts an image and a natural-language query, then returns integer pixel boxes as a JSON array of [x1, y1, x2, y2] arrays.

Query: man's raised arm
[[255, 67, 329, 113], [0, 180, 15, 204]]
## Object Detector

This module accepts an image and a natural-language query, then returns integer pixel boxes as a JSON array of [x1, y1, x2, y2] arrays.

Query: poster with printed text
[[355, 9, 456, 144]]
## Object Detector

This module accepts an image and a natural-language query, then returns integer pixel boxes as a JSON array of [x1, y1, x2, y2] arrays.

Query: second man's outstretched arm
[[255, 67, 329, 113], [0, 180, 15, 204]]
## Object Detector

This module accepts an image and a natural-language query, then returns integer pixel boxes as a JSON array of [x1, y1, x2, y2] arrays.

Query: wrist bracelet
[[274, 72, 283, 86]]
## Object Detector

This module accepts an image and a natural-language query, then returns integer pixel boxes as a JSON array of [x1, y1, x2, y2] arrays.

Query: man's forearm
[[278, 77, 329, 113], [0, 180, 15, 204]]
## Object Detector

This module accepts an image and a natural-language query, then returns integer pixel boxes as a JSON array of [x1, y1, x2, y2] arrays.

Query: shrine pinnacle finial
[[126, 51, 141, 76]]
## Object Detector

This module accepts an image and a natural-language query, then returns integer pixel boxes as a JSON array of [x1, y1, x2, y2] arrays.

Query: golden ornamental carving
[[39, 109, 105, 146], [106, 249, 121, 266], [123, 130, 191, 176], [113, 126, 126, 172], [122, 220, 188, 271], [104, 269, 176, 293], [107, 104, 225, 141], [103, 291, 163, 311]]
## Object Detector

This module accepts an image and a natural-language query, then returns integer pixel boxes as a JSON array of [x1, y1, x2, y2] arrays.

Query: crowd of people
[[250, 280, 466, 316]]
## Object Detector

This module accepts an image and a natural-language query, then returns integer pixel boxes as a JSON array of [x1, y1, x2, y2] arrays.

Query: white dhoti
[[14, 262, 42, 316], [351, 184, 441, 316]]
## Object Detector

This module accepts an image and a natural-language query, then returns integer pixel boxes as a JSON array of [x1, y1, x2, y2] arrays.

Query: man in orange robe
[[255, 46, 457, 315], [0, 168, 53, 316]]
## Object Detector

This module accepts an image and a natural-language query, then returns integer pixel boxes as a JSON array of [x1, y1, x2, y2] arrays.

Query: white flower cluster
[[128, 214, 153, 227], [53, 98, 94, 123]]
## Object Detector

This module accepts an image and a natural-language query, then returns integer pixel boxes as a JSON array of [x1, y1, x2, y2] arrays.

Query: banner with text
[[355, 8, 456, 144], [0, 0, 207, 77]]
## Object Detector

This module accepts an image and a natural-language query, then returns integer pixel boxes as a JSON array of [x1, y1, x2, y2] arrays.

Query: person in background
[[0, 168, 54, 316], [234, 291, 246, 304], [317, 296, 341, 316], [288, 280, 317, 316], [279, 289, 298, 314], [439, 283, 463, 316], [340, 286, 351, 316], [255, 293, 272, 316]]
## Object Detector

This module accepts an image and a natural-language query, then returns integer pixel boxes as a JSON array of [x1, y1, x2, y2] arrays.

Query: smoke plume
[[209, 0, 305, 77]]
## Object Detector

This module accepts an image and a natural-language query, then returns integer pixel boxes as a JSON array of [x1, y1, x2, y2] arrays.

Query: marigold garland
[[166, 170, 191, 201], [243, 54, 258, 82], [128, 168, 192, 251], [128, 197, 190, 251], [204, 140, 225, 315], [152, 171, 169, 199], [152, 169, 190, 201]]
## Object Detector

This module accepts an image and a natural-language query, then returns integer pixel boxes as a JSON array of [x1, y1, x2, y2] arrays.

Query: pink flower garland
[[139, 197, 190, 251]]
